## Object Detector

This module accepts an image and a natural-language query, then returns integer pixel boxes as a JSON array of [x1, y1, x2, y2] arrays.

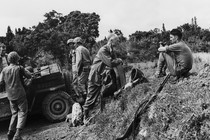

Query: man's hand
[[158, 46, 167, 52], [116, 58, 123, 65], [124, 82, 133, 90]]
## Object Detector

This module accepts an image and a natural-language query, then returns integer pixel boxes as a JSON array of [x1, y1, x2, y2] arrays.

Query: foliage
[[7, 10, 100, 67], [126, 29, 164, 62], [118, 17, 210, 62], [2, 15, 210, 66]]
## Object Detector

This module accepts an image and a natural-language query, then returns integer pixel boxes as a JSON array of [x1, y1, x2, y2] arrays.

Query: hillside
[[2, 53, 210, 140], [69, 53, 210, 140]]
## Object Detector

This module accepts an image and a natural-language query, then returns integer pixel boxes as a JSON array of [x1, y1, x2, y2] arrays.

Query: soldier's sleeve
[[98, 47, 112, 67], [75, 48, 82, 73], [0, 70, 4, 83], [0, 70, 5, 92], [111, 58, 122, 67], [98, 47, 121, 68], [166, 43, 182, 52], [21, 66, 32, 79]]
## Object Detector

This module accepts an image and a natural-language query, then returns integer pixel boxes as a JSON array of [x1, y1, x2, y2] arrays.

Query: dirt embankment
[[1, 63, 210, 140]]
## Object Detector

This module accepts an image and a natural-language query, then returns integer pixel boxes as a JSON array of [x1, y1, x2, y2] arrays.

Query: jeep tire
[[42, 91, 73, 122]]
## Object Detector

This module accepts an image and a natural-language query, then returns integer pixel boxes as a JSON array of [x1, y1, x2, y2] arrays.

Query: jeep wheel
[[42, 91, 73, 122]]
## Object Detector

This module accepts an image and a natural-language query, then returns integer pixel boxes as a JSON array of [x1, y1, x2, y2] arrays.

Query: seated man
[[155, 29, 193, 81]]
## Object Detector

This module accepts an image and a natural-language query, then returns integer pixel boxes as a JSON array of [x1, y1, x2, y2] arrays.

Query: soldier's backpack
[[129, 68, 148, 86]]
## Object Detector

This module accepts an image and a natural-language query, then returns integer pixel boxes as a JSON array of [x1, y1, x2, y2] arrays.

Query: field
[[1, 53, 210, 140]]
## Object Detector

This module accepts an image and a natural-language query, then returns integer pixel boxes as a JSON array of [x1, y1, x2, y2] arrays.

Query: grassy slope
[[19, 53, 210, 140], [76, 53, 210, 140]]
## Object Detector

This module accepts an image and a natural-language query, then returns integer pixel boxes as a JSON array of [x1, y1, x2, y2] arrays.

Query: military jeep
[[0, 63, 75, 122]]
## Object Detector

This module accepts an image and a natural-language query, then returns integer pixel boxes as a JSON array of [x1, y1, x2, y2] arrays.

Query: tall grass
[[190, 53, 210, 76], [193, 52, 210, 63]]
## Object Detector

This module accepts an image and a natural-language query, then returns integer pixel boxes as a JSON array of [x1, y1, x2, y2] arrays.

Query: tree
[[6, 26, 14, 42], [9, 10, 101, 67], [5, 26, 15, 52], [162, 23, 166, 32], [44, 10, 62, 29], [61, 11, 100, 44]]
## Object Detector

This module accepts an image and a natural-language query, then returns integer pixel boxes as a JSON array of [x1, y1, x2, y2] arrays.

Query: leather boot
[[7, 130, 15, 140], [155, 60, 166, 78], [13, 129, 23, 140], [83, 110, 89, 125]]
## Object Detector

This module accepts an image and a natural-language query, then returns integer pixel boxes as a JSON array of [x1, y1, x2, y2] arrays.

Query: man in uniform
[[67, 38, 75, 77], [0, 51, 32, 140], [82, 33, 123, 124], [155, 28, 193, 81], [67, 37, 92, 104], [0, 43, 8, 72]]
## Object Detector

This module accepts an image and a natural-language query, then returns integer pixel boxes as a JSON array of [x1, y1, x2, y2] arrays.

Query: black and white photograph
[[0, 0, 210, 139]]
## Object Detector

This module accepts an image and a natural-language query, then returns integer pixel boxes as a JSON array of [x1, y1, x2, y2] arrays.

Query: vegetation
[[75, 53, 210, 140], [0, 10, 100, 69], [1, 9, 210, 140], [18, 53, 210, 140], [1, 14, 210, 67]]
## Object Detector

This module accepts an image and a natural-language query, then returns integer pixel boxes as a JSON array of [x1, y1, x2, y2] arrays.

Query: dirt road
[[0, 114, 69, 140]]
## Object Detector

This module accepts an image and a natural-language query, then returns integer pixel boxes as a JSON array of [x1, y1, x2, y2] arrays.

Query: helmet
[[73, 37, 82, 43], [67, 39, 74, 45], [107, 33, 119, 43], [8, 51, 20, 64]]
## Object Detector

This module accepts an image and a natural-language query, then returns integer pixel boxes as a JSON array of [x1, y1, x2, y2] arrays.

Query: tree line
[[0, 11, 210, 68]]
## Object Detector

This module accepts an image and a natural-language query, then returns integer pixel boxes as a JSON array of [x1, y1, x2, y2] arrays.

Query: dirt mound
[[141, 72, 210, 140], [3, 65, 209, 140], [78, 71, 210, 140], [198, 64, 210, 78]]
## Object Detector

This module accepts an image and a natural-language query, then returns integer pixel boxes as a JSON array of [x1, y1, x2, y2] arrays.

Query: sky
[[1, 0, 210, 40]]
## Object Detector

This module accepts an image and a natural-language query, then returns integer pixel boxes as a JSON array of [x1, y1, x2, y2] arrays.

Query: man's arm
[[166, 43, 182, 52], [75, 48, 82, 73], [0, 70, 4, 83], [21, 66, 32, 79], [0, 70, 5, 93], [158, 44, 167, 52], [98, 47, 122, 68]]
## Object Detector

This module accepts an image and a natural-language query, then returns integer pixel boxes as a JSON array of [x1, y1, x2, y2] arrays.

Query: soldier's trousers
[[158, 52, 190, 77], [73, 71, 89, 96], [83, 82, 102, 118], [9, 97, 28, 131]]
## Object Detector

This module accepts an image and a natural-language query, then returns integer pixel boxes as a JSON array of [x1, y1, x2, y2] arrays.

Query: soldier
[[67, 38, 75, 76], [0, 43, 8, 72], [68, 37, 92, 104], [83, 33, 123, 124], [0, 51, 32, 140], [155, 28, 193, 81]]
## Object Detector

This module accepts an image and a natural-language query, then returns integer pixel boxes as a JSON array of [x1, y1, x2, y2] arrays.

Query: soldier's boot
[[168, 76, 178, 84], [155, 60, 166, 78], [7, 130, 15, 140], [13, 129, 23, 140], [162, 64, 167, 76], [83, 110, 90, 126]]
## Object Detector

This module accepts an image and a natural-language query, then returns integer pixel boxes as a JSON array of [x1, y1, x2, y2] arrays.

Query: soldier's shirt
[[88, 44, 120, 86], [75, 45, 91, 75], [166, 41, 193, 70], [0, 64, 31, 101], [71, 50, 77, 73], [0, 56, 8, 72]]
